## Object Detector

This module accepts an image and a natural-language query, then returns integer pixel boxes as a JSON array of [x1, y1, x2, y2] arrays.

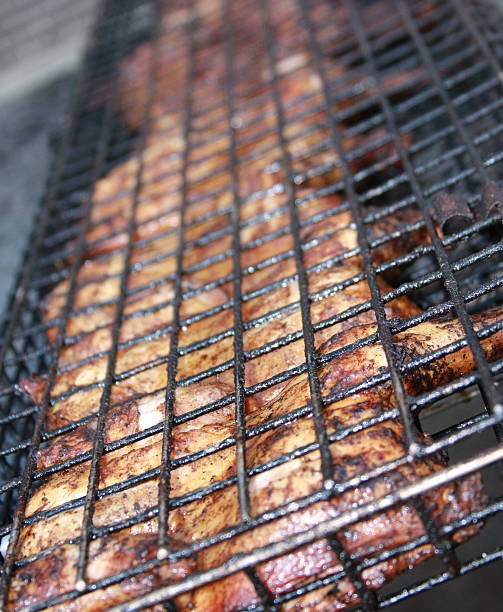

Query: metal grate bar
[[77, 445, 503, 612], [1, 1, 503, 610], [260, 0, 334, 489], [245, 567, 279, 612], [156, 0, 196, 560], [355, 0, 503, 428], [73, 4, 164, 589], [0, 0, 131, 603], [223, 0, 252, 524]]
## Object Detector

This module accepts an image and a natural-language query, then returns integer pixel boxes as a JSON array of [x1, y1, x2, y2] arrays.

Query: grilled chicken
[[10, 310, 503, 610], [22, 213, 424, 444], [10, 107, 494, 612], [12, 86, 495, 612], [6, 0, 497, 609]]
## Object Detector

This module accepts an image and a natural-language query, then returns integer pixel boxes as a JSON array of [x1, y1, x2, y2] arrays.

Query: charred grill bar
[[0, 0, 503, 610]]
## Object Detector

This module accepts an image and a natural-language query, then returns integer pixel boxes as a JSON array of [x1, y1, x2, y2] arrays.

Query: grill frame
[[0, 0, 503, 610]]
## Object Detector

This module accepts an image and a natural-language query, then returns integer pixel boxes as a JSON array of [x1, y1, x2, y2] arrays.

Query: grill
[[1, 0, 503, 609]]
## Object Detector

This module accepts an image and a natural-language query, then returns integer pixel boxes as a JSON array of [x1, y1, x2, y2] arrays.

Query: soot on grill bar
[[0, 0, 503, 610]]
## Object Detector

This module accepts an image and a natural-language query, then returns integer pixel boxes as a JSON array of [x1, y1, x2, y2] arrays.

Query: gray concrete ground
[[0, 0, 96, 102], [0, 76, 75, 314], [0, 0, 97, 314]]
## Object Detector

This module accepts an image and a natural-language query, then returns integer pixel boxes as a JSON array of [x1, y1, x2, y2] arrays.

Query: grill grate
[[1, 0, 503, 610]]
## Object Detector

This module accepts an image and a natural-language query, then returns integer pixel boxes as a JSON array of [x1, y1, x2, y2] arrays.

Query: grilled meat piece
[[32, 270, 416, 472], [33, 201, 425, 411], [6, 1, 493, 608], [83, 118, 409, 260], [10, 310, 503, 611], [8, 533, 194, 612]]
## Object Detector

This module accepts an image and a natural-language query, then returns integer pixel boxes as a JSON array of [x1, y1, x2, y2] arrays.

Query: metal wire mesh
[[1, 0, 503, 610]]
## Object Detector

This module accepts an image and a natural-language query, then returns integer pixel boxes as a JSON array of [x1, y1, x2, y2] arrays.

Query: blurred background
[[0, 1, 501, 610], [0, 0, 98, 314]]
